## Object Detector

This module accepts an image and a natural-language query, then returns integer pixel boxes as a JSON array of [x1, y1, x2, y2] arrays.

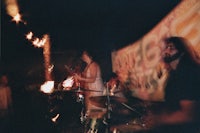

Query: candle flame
[[40, 81, 54, 93]]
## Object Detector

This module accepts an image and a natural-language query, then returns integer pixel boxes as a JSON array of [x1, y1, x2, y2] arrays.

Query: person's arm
[[144, 100, 196, 128], [76, 63, 98, 83]]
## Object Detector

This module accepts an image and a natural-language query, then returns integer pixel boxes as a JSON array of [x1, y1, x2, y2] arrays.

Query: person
[[106, 72, 126, 97], [74, 49, 106, 132], [0, 73, 13, 132], [141, 36, 200, 133]]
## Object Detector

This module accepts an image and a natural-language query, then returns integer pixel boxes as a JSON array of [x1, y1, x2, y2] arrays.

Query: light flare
[[51, 114, 60, 123], [48, 64, 54, 72], [26, 32, 33, 40], [4, 0, 54, 87], [4, 0, 25, 24], [32, 38, 46, 48], [62, 76, 74, 89], [40, 81, 54, 93], [12, 13, 22, 23], [26, 32, 47, 48]]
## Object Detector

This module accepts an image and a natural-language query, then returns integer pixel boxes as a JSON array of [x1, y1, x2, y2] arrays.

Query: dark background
[[1, 0, 180, 57], [1, 0, 181, 81]]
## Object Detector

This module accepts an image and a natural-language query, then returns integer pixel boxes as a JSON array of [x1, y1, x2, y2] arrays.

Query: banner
[[112, 0, 200, 101]]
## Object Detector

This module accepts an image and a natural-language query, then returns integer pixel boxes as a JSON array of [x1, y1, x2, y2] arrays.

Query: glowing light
[[48, 64, 54, 72], [32, 37, 46, 48], [4, 0, 53, 84], [40, 81, 54, 93], [5, 0, 19, 18], [113, 128, 117, 133], [51, 114, 60, 123], [26, 32, 47, 48], [62, 76, 74, 89], [26, 32, 33, 40], [12, 13, 22, 23]]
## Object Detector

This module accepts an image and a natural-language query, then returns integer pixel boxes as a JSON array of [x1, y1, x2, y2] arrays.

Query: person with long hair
[[74, 49, 106, 132], [142, 37, 200, 133]]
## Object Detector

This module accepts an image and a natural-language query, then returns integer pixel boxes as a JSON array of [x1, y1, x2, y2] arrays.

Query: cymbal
[[54, 88, 81, 92], [89, 96, 127, 108], [82, 88, 103, 92]]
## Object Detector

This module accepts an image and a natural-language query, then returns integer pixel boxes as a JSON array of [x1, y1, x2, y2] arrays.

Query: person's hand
[[74, 73, 82, 81]]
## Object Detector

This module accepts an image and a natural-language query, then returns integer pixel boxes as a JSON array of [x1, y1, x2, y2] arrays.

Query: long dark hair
[[164, 36, 200, 64], [79, 48, 98, 62]]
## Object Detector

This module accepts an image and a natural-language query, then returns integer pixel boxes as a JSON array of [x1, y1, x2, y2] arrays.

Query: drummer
[[74, 49, 106, 116]]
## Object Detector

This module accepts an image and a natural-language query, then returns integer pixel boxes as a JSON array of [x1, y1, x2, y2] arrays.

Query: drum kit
[[50, 85, 149, 133]]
